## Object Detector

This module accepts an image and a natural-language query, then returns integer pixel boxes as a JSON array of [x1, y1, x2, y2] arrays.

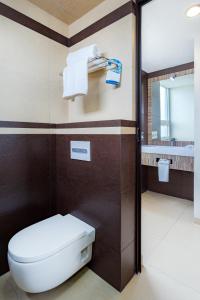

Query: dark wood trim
[[137, 0, 153, 5], [56, 120, 136, 128], [147, 62, 194, 78], [0, 120, 136, 129], [0, 1, 135, 48], [0, 121, 55, 128], [0, 2, 69, 46], [135, 1, 142, 274], [141, 71, 148, 144], [70, 1, 136, 46], [134, 0, 153, 275]]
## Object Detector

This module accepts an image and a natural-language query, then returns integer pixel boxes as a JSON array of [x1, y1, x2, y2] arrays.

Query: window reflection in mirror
[[152, 74, 194, 143]]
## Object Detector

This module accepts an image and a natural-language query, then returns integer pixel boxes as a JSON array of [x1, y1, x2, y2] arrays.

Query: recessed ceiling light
[[186, 5, 200, 17]]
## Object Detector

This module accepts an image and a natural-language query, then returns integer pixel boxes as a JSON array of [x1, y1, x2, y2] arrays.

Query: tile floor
[[1, 191, 200, 300]]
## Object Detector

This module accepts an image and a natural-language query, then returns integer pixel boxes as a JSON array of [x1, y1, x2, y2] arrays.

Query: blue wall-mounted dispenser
[[106, 59, 122, 87]]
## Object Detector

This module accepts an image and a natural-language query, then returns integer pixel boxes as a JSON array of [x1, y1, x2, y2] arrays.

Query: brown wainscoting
[[55, 134, 136, 291], [0, 134, 55, 274], [0, 2, 69, 46], [147, 62, 194, 79], [120, 134, 136, 287], [0, 120, 137, 290], [142, 166, 194, 201], [69, 1, 136, 46], [0, 1, 136, 48]]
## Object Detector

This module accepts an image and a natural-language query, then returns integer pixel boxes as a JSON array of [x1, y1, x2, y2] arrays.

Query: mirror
[[151, 73, 194, 142]]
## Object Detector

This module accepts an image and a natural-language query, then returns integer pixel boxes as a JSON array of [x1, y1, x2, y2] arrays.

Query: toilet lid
[[8, 214, 86, 263]]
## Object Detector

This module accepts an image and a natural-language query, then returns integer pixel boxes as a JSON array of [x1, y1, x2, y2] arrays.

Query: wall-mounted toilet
[[8, 214, 95, 293]]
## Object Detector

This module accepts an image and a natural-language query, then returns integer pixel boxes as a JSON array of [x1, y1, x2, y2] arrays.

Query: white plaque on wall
[[70, 141, 91, 161]]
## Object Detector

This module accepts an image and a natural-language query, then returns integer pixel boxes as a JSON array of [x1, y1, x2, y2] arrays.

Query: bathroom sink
[[142, 145, 194, 157]]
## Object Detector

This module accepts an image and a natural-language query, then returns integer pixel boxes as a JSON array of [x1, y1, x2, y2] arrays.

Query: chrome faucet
[[170, 138, 176, 146]]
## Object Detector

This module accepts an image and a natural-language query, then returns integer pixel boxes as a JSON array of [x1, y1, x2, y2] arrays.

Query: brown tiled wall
[[55, 134, 136, 291], [120, 134, 136, 289], [0, 135, 55, 274], [143, 166, 194, 201], [0, 122, 136, 291]]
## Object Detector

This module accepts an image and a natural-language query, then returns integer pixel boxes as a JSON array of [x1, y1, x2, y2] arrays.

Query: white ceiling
[[142, 0, 200, 73]]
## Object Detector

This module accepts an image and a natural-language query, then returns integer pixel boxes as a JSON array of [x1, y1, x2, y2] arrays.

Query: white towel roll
[[63, 44, 100, 99], [66, 44, 99, 64], [158, 159, 170, 182]]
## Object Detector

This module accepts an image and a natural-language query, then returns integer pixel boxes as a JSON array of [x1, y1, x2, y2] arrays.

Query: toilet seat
[[8, 214, 86, 263], [8, 214, 95, 293]]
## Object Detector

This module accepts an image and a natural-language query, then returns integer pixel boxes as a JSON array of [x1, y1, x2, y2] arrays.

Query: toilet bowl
[[8, 214, 95, 293]]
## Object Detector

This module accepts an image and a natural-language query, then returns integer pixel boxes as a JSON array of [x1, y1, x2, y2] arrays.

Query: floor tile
[[142, 191, 192, 263], [120, 266, 200, 300], [0, 268, 119, 300], [147, 204, 200, 293], [2, 265, 200, 300]]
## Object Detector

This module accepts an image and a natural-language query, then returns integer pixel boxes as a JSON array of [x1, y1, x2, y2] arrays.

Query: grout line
[[142, 193, 192, 264], [142, 192, 200, 295], [142, 210, 186, 264], [146, 264, 200, 296]]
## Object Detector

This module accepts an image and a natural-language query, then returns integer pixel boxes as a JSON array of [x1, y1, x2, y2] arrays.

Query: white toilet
[[8, 214, 95, 293]]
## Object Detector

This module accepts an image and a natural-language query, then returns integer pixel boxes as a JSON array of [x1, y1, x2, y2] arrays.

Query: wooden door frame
[[135, 0, 153, 273]]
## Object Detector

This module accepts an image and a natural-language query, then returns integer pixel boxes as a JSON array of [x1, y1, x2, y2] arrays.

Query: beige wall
[[66, 14, 136, 122], [0, 0, 68, 123], [0, 0, 68, 36], [0, 0, 136, 123]]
